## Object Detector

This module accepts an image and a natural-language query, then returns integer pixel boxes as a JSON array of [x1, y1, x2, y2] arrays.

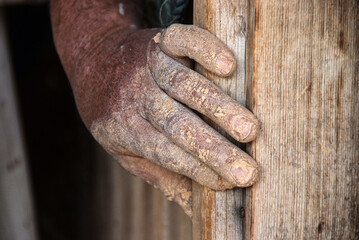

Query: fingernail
[[216, 55, 234, 75], [232, 116, 254, 141], [230, 160, 259, 187]]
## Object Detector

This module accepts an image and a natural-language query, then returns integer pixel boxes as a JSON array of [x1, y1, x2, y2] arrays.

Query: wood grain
[[194, 0, 358, 239], [193, 0, 249, 239], [246, 0, 359, 239]]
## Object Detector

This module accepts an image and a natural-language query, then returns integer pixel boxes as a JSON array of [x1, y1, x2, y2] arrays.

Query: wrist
[[51, 0, 143, 81]]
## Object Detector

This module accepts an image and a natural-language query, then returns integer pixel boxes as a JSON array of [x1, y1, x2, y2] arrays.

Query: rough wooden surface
[[245, 0, 359, 239], [92, 147, 192, 240], [193, 0, 249, 239], [193, 0, 359, 239], [0, 9, 37, 240]]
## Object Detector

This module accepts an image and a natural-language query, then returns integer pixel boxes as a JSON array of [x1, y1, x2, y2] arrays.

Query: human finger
[[93, 114, 233, 190], [150, 47, 260, 143], [132, 121, 233, 190], [144, 92, 259, 187], [156, 24, 236, 77]]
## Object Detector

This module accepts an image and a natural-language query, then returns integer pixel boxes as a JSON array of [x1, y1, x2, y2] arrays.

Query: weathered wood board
[[246, 1, 359, 239], [193, 0, 250, 239], [193, 0, 359, 239]]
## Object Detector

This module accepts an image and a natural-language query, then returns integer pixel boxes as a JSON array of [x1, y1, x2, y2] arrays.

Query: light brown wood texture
[[194, 0, 359, 239], [90, 147, 192, 240], [193, 0, 249, 239], [0, 8, 38, 240], [246, 1, 359, 239]]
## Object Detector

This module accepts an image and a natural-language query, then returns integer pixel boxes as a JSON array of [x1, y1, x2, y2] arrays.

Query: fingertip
[[199, 176, 235, 191], [246, 118, 261, 142], [208, 177, 235, 191], [230, 158, 260, 187], [231, 116, 261, 143], [215, 53, 236, 77]]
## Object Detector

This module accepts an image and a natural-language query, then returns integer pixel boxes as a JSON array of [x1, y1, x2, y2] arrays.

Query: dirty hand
[[94, 24, 260, 217], [51, 1, 260, 218]]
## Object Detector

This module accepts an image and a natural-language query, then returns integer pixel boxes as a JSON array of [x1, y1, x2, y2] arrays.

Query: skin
[[51, 0, 260, 218]]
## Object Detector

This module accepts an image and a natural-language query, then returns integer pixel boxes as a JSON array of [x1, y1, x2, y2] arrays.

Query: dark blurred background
[[4, 3, 99, 239]]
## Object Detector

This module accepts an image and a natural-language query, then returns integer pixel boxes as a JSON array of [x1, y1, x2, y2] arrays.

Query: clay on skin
[[50, 0, 260, 218]]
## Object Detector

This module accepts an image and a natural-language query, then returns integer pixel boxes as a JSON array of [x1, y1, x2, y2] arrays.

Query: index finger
[[157, 24, 236, 77]]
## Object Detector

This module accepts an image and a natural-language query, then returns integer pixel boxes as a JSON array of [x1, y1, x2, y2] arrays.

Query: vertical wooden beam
[[246, 0, 359, 239], [0, 8, 38, 240], [193, 0, 250, 239], [193, 0, 358, 239]]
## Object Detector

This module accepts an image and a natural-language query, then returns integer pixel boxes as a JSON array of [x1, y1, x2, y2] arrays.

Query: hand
[[78, 24, 260, 217], [52, 6, 260, 215]]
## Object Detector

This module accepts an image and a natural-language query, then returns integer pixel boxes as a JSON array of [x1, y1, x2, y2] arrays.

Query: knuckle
[[153, 138, 168, 160], [90, 117, 125, 156], [161, 24, 187, 56], [163, 110, 187, 134], [90, 113, 145, 158], [144, 93, 183, 131], [155, 64, 184, 88], [164, 23, 182, 36]]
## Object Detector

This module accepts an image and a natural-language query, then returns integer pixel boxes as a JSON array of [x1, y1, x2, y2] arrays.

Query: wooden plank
[[193, 0, 249, 239], [246, 0, 359, 239], [0, 8, 38, 240]]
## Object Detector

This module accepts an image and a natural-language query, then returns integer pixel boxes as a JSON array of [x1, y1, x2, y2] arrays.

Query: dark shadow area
[[5, 4, 97, 240]]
